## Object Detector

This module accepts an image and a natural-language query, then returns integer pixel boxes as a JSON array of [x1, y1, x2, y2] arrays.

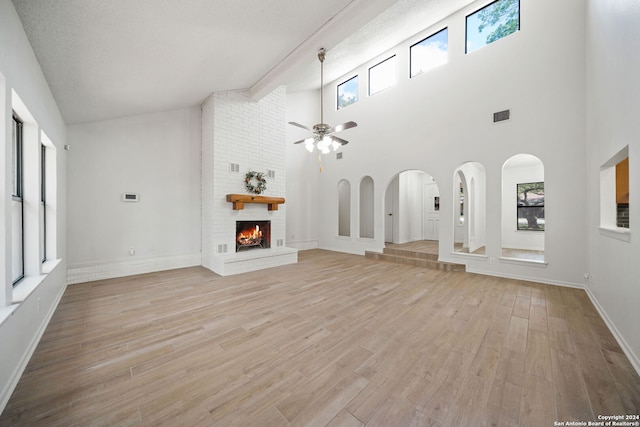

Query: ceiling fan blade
[[330, 135, 349, 145], [288, 121, 311, 131], [292, 139, 307, 144], [330, 121, 357, 133]]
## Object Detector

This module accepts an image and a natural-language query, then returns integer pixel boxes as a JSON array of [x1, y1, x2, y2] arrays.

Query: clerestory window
[[466, 0, 520, 54], [337, 76, 358, 110], [410, 28, 448, 78]]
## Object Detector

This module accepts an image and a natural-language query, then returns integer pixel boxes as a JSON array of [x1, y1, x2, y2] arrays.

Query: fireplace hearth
[[236, 221, 271, 252]]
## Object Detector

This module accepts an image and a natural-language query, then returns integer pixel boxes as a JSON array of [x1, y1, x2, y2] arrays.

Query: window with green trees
[[466, 0, 519, 54], [517, 182, 544, 231]]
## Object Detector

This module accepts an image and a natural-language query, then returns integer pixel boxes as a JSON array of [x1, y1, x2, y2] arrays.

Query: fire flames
[[237, 225, 263, 247]]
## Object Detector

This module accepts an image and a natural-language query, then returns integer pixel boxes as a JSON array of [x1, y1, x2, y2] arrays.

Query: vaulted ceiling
[[12, 0, 474, 125]]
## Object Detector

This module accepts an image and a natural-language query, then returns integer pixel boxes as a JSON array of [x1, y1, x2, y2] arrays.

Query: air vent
[[493, 109, 511, 123], [230, 162, 240, 173], [122, 193, 139, 202]]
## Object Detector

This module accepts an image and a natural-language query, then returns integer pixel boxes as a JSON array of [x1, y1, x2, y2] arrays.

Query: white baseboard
[[465, 266, 585, 289], [0, 267, 67, 414], [585, 288, 640, 376], [207, 247, 298, 276], [287, 239, 319, 251], [66, 253, 202, 284]]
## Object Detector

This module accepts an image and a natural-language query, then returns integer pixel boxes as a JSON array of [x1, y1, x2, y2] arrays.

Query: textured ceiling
[[12, 0, 474, 125]]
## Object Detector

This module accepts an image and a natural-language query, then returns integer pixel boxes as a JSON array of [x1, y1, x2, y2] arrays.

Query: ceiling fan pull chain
[[318, 153, 323, 173]]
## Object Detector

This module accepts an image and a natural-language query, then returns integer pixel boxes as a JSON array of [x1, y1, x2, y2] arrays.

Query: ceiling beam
[[249, 0, 399, 101]]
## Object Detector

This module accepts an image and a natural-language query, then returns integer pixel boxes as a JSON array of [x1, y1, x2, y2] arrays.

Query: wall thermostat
[[122, 193, 139, 202]]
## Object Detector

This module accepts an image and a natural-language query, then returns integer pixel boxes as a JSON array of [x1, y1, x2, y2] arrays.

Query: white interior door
[[385, 178, 397, 243], [423, 183, 440, 240]]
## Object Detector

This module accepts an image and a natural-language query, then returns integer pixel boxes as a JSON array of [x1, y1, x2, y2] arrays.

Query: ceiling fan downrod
[[318, 48, 325, 126]]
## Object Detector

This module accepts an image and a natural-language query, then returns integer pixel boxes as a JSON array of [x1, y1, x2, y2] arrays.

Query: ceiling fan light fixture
[[288, 48, 358, 168], [304, 138, 315, 152], [317, 136, 330, 154]]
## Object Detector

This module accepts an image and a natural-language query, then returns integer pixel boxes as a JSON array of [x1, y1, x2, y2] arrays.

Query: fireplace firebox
[[235, 221, 271, 252]]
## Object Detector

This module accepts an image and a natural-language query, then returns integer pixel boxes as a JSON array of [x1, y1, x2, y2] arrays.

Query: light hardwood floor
[[2, 249, 639, 426]]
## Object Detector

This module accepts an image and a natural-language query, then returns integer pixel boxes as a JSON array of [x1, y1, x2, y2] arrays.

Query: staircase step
[[365, 251, 465, 272], [382, 247, 439, 261]]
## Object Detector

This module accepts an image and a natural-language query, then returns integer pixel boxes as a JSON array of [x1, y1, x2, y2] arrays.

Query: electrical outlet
[[489, 257, 495, 264], [129, 247, 135, 256]]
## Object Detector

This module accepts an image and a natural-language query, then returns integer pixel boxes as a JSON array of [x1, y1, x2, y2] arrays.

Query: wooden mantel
[[226, 194, 285, 211]]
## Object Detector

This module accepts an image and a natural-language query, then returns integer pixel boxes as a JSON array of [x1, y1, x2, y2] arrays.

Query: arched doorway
[[384, 170, 439, 244], [453, 162, 486, 255]]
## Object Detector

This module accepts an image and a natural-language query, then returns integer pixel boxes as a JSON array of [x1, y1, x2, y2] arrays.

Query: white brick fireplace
[[201, 87, 297, 276]]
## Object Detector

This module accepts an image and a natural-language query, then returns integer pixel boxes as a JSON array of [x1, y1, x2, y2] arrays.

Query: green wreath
[[245, 171, 267, 194]]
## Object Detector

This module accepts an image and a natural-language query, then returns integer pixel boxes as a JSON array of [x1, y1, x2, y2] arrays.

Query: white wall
[[288, 0, 588, 286], [66, 108, 202, 283], [585, 0, 640, 372], [286, 91, 321, 250], [0, 0, 67, 412]]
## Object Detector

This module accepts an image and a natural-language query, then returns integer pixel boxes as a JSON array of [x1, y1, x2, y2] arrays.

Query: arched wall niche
[[337, 179, 351, 237], [501, 154, 545, 261], [359, 176, 374, 239]]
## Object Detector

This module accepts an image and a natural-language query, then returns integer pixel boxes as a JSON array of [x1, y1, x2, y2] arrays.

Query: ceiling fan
[[289, 48, 357, 155]]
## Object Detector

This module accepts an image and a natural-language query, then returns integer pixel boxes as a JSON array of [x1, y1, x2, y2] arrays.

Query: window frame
[[336, 75, 359, 110], [465, 0, 520, 54], [516, 181, 545, 231], [12, 113, 25, 285], [41, 142, 47, 262], [12, 115, 23, 199], [368, 55, 396, 96], [409, 27, 449, 78]]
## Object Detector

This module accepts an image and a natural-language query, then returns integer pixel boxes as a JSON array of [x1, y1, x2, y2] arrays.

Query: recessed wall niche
[[359, 176, 374, 239], [600, 145, 630, 238], [338, 179, 351, 237]]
